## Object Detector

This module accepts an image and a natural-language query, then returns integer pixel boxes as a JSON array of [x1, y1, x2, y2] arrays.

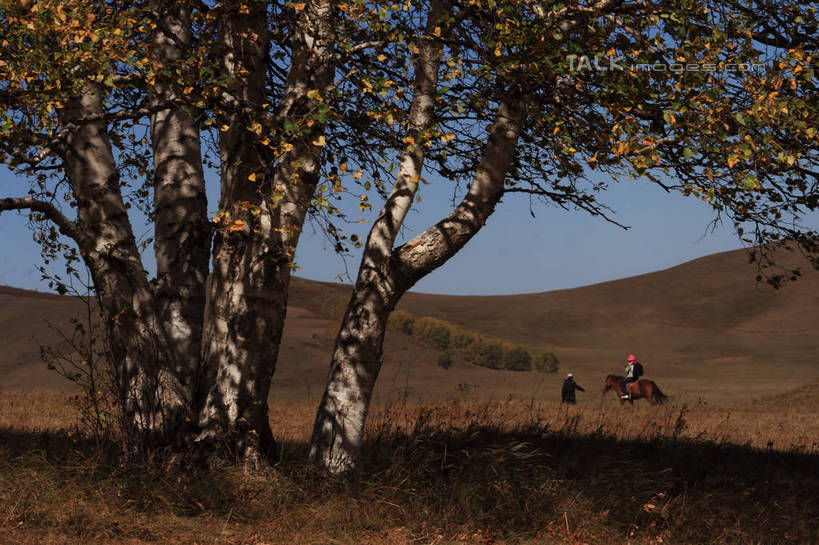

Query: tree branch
[[0, 197, 86, 246]]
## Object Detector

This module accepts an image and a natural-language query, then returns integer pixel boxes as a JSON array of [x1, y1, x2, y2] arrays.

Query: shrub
[[389, 310, 415, 335], [503, 346, 532, 371], [387, 310, 557, 374], [437, 351, 452, 369], [534, 352, 560, 374], [449, 328, 477, 351], [414, 317, 451, 350], [473, 337, 504, 369]]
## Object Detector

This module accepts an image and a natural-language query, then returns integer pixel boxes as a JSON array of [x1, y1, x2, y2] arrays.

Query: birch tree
[[309, 0, 819, 473], [0, 0, 367, 464]]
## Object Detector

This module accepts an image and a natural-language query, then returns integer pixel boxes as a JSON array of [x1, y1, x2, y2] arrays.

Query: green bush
[[437, 351, 452, 369], [503, 346, 532, 371], [449, 328, 477, 351], [387, 310, 557, 374], [414, 317, 451, 350], [389, 310, 415, 335], [534, 352, 560, 374], [471, 337, 504, 369]]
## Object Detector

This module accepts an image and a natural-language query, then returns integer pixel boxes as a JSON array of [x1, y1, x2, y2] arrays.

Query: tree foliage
[[308, 0, 819, 473], [0, 0, 817, 470]]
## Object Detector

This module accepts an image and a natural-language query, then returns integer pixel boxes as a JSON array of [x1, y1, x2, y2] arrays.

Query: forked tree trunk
[[197, 0, 335, 467], [310, 95, 524, 473], [308, 0, 445, 472], [59, 86, 187, 454]]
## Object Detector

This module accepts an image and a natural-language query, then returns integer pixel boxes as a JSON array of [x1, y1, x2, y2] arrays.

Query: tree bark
[[309, 6, 526, 475], [148, 0, 210, 414], [197, 0, 335, 467], [59, 85, 187, 454]]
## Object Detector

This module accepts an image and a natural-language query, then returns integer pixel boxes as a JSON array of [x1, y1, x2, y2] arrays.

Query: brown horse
[[603, 374, 668, 405]]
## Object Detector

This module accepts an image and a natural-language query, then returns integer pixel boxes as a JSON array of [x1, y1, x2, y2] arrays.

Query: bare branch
[[0, 196, 86, 246]]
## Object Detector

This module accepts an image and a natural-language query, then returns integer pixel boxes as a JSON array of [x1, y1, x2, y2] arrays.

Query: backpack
[[634, 362, 644, 378]]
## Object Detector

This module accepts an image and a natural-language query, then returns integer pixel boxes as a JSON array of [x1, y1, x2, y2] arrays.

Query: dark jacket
[[561, 378, 585, 403]]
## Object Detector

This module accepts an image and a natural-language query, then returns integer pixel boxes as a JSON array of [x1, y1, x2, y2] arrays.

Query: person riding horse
[[621, 354, 643, 400]]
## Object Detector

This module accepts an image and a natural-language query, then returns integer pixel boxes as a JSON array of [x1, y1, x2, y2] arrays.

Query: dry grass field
[[0, 388, 817, 545], [1, 246, 818, 544]]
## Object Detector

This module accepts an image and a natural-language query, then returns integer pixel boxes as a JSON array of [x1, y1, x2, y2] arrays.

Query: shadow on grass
[[1, 422, 817, 545]]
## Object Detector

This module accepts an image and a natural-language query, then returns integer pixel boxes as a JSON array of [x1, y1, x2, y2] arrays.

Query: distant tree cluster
[[388, 311, 558, 373]]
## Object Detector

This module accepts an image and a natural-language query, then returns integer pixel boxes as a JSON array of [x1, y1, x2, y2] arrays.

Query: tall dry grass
[[1, 388, 817, 545]]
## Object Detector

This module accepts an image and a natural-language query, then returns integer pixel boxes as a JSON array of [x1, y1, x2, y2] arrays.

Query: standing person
[[621, 354, 643, 400], [561, 373, 585, 404]]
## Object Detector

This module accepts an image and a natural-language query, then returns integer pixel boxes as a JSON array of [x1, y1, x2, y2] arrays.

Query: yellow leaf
[[727, 155, 739, 168], [307, 89, 321, 100], [228, 220, 246, 232], [248, 173, 258, 182], [353, 170, 363, 179], [312, 135, 326, 146], [292, 2, 306, 11]]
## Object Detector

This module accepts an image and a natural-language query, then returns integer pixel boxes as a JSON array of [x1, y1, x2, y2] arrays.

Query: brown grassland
[[1, 387, 817, 545], [1, 246, 818, 544]]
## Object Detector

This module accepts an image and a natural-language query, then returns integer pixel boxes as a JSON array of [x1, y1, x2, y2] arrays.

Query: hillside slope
[[2, 246, 817, 405]]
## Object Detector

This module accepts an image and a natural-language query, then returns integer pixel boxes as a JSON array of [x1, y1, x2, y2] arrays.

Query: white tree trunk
[[148, 0, 209, 411], [198, 0, 335, 467], [309, 0, 445, 472], [310, 93, 524, 473], [59, 85, 187, 453]]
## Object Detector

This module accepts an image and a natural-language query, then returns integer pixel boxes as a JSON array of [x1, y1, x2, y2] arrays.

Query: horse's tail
[[652, 382, 668, 404]]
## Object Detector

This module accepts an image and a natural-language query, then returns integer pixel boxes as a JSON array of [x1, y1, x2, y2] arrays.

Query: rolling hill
[[2, 245, 817, 406]]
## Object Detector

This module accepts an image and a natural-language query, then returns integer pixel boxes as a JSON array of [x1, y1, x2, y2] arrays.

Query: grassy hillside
[[1, 246, 818, 545], [2, 245, 817, 405]]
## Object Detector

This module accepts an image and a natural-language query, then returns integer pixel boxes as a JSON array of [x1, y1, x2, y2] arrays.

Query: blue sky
[[1, 163, 753, 296], [298, 174, 744, 295]]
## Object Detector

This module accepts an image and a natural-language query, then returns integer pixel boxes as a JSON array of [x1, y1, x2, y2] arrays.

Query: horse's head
[[602, 374, 619, 394]]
